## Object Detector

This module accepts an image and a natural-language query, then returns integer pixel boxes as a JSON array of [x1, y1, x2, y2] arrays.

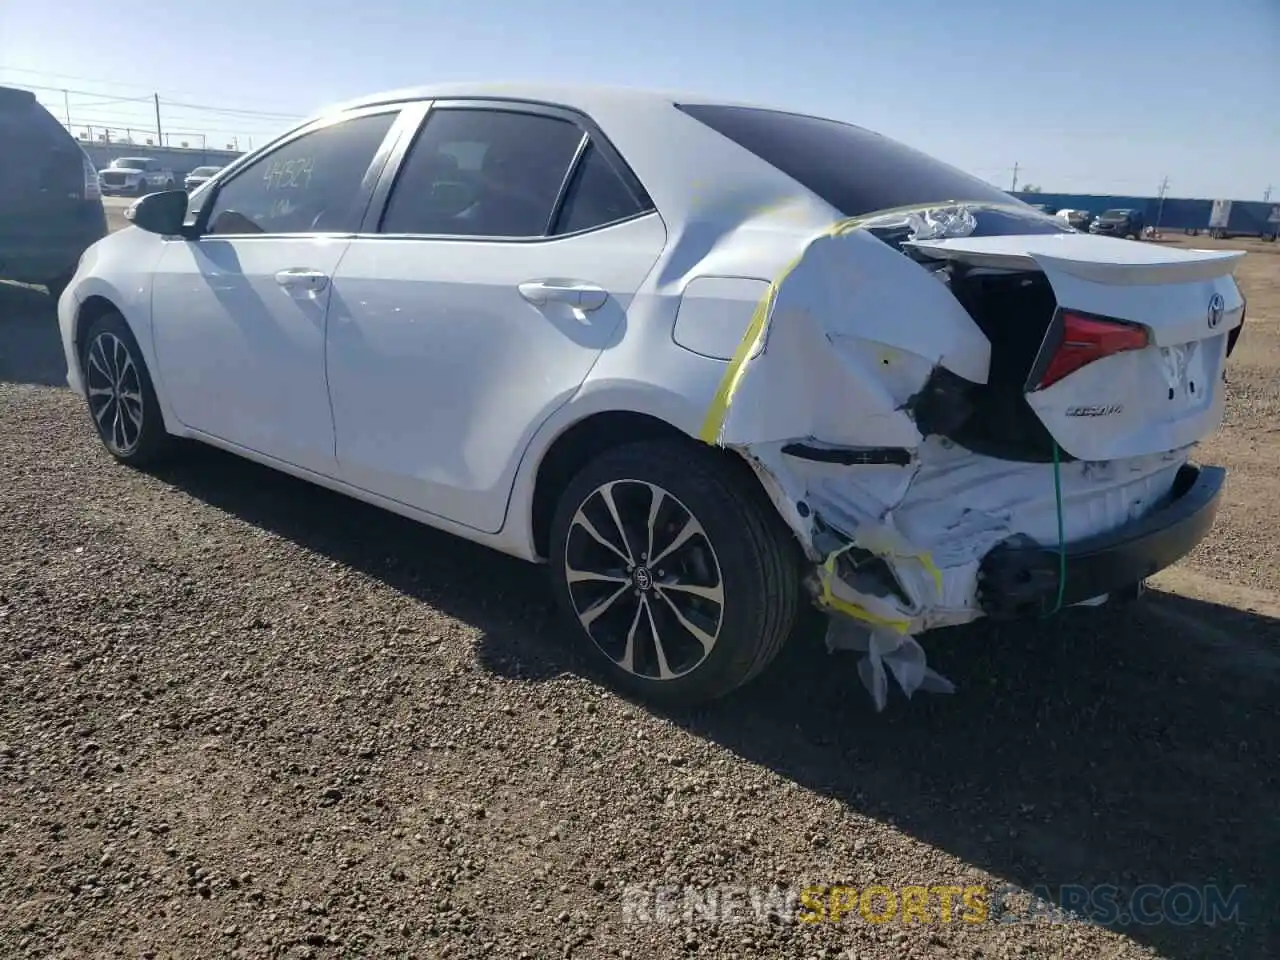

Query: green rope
[[1043, 439, 1067, 617]]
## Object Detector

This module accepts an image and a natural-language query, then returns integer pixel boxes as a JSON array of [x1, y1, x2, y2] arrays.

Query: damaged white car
[[57, 85, 1246, 710]]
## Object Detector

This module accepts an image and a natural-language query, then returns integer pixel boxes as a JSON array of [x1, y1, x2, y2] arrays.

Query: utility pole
[[154, 93, 163, 145], [1155, 175, 1170, 232], [62, 89, 71, 127], [1265, 185, 1273, 202], [1011, 162, 1020, 193]]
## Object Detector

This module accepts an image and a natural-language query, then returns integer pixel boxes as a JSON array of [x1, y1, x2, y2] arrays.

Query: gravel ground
[[1, 235, 1278, 960]]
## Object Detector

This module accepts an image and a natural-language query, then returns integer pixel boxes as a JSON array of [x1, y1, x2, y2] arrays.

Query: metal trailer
[[1207, 200, 1279, 241]]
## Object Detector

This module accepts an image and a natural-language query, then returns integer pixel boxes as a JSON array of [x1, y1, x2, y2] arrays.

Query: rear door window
[[204, 111, 397, 236], [551, 142, 648, 235], [379, 107, 585, 238]]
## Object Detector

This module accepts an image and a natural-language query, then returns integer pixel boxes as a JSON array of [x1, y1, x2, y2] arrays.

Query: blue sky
[[1, 0, 1276, 200]]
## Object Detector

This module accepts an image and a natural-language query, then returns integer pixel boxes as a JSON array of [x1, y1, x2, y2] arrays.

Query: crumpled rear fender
[[693, 211, 1190, 710], [699, 224, 990, 451]]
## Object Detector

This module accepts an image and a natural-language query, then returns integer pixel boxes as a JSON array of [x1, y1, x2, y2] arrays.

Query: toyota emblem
[[1207, 293, 1225, 329]]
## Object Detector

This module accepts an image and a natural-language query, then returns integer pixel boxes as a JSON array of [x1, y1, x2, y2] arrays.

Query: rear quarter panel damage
[[695, 218, 1214, 708]]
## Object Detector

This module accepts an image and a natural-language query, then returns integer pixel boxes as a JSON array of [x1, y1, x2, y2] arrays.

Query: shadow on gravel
[[157, 444, 1279, 960], [0, 281, 66, 387]]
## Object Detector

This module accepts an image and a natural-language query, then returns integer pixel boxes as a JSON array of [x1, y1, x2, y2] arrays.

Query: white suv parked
[[98, 156, 175, 196]]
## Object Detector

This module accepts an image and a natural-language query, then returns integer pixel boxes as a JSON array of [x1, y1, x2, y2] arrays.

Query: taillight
[[1034, 311, 1150, 390]]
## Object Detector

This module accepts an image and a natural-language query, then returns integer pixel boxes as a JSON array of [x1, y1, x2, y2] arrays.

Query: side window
[[380, 108, 584, 238], [552, 142, 646, 234], [206, 112, 396, 236]]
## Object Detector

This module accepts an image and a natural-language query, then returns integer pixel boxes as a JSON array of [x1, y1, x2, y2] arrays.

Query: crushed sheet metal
[[697, 200, 1042, 445], [693, 204, 1193, 709]]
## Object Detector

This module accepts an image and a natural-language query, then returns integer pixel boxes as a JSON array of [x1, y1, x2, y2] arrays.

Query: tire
[[1124, 233, 1137, 241], [78, 311, 174, 466], [548, 438, 802, 706], [135, 181, 149, 197]]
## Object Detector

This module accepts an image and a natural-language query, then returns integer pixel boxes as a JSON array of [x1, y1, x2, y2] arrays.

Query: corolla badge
[[1207, 293, 1225, 329]]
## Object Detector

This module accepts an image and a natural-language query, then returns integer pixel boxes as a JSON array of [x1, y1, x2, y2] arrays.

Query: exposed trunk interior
[[915, 265, 1066, 463]]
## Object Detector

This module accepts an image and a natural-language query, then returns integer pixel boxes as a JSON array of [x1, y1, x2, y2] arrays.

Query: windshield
[[1100, 209, 1131, 219], [191, 166, 220, 176], [111, 157, 151, 169]]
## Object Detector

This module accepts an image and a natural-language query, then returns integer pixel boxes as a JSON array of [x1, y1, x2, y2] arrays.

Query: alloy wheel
[[85, 332, 144, 456], [564, 480, 725, 681]]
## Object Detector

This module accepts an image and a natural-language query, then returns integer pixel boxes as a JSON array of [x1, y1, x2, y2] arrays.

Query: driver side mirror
[[125, 190, 189, 236]]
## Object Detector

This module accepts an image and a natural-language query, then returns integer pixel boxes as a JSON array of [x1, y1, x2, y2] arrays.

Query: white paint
[[150, 236, 350, 475], [671, 276, 771, 361], [325, 215, 667, 534]]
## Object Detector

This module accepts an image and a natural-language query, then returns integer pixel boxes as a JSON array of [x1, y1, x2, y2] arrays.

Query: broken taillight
[[1034, 311, 1150, 390]]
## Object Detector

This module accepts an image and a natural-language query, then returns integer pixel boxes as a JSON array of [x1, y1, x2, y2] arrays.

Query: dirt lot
[[1, 224, 1277, 960]]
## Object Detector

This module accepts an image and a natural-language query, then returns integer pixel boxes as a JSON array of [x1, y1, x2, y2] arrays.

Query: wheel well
[[531, 411, 703, 559], [72, 295, 123, 365]]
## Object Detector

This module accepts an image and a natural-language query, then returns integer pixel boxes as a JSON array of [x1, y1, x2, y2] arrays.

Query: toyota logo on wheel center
[[632, 566, 654, 591]]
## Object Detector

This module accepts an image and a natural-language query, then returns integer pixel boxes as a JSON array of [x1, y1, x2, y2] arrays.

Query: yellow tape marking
[[696, 199, 1039, 445]]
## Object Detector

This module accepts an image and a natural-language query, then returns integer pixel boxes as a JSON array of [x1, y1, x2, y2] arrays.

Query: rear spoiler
[[908, 234, 1245, 286]]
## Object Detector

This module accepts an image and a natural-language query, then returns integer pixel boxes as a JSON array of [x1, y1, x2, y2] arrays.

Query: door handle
[[274, 268, 330, 293], [518, 279, 608, 312]]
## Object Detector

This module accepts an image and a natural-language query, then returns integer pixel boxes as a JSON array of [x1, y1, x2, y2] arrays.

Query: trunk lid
[[909, 233, 1246, 461]]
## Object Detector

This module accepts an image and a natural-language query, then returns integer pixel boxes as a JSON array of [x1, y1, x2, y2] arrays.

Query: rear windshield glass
[[0, 99, 80, 200], [677, 103, 1066, 238]]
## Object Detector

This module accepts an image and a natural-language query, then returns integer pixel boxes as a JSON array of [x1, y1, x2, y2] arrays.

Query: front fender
[[61, 230, 181, 433]]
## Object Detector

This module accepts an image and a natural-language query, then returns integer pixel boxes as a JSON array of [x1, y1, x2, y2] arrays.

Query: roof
[[323, 82, 773, 118]]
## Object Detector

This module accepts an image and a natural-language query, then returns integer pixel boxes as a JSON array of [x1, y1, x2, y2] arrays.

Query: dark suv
[[0, 86, 108, 298], [1089, 208, 1145, 239]]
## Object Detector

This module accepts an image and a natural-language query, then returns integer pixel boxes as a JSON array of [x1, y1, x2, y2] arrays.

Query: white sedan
[[58, 83, 1246, 709]]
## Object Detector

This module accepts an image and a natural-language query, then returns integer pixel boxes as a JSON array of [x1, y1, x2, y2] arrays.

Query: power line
[[159, 98, 303, 121], [0, 65, 302, 110]]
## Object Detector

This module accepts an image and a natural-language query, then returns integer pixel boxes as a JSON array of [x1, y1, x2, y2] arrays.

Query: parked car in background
[[57, 83, 1244, 709], [184, 165, 222, 193], [0, 85, 108, 297], [98, 157, 176, 196], [1089, 208, 1145, 239], [1056, 208, 1095, 231]]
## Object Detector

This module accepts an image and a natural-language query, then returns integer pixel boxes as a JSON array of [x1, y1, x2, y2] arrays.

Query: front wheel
[[79, 311, 174, 466], [549, 439, 802, 706]]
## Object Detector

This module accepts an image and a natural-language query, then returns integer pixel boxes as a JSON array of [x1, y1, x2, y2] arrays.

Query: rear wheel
[[549, 439, 802, 705], [79, 311, 174, 466]]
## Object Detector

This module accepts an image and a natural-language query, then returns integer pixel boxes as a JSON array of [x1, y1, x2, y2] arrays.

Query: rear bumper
[[976, 464, 1225, 619]]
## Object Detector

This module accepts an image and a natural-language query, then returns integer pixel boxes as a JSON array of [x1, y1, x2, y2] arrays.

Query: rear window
[[677, 103, 1069, 234], [0, 92, 81, 200]]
